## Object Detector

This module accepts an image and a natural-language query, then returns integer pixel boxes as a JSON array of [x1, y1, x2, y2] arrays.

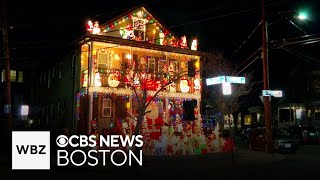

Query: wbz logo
[[12, 131, 50, 170]]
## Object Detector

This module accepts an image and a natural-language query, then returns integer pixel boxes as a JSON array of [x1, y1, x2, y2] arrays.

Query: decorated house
[[35, 6, 232, 155]]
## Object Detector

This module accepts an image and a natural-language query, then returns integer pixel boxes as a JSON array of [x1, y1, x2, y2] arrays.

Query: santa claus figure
[[194, 105, 199, 120], [146, 97, 164, 140], [180, 35, 187, 49], [124, 71, 132, 88], [87, 20, 94, 33]]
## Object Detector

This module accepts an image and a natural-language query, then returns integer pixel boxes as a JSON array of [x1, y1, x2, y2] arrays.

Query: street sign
[[206, 76, 225, 86], [262, 90, 283, 97], [260, 95, 271, 102], [225, 76, 245, 84], [222, 82, 232, 95]]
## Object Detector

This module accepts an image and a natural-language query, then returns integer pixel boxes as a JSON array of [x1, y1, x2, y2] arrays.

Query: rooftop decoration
[[85, 7, 198, 50]]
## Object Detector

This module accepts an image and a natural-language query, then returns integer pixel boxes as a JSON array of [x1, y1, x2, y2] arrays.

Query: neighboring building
[[35, 6, 204, 136], [0, 69, 34, 127]]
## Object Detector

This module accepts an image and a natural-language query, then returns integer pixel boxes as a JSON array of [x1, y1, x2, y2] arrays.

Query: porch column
[[88, 41, 94, 135], [129, 95, 133, 135]]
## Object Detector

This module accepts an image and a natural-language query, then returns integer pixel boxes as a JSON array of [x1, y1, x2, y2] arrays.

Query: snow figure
[[191, 39, 197, 50], [180, 35, 187, 49], [158, 32, 165, 45], [209, 123, 222, 152], [82, 71, 88, 87], [180, 79, 190, 93], [194, 78, 201, 91], [94, 72, 102, 87], [175, 114, 183, 134], [92, 21, 101, 35], [146, 98, 164, 140]]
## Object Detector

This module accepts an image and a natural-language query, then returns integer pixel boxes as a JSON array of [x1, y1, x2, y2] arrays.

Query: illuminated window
[[1, 70, 4, 82], [18, 71, 23, 83], [102, 98, 112, 117], [244, 115, 252, 125], [1, 69, 16, 82], [10, 70, 16, 82]]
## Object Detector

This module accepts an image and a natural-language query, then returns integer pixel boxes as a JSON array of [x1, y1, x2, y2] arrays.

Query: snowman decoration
[[92, 21, 101, 35], [191, 39, 198, 51], [94, 71, 102, 87]]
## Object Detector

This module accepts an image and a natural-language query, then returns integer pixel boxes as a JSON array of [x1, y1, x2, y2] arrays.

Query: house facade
[[36, 6, 204, 135]]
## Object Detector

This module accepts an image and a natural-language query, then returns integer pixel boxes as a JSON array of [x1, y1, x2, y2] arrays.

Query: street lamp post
[[262, 0, 273, 153]]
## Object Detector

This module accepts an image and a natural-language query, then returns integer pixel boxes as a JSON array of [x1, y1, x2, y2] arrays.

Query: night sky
[[4, 0, 320, 107]]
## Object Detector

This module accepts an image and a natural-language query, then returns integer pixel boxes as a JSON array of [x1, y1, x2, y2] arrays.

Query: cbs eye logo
[[56, 135, 69, 148]]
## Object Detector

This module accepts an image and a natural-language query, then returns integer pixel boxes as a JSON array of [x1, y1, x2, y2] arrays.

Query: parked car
[[300, 126, 320, 144], [248, 127, 299, 153], [273, 128, 299, 153]]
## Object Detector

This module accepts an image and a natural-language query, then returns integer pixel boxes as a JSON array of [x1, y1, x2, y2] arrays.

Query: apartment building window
[[1, 70, 4, 82], [102, 98, 112, 117], [1, 69, 17, 82], [10, 70, 16, 82], [18, 71, 23, 83]]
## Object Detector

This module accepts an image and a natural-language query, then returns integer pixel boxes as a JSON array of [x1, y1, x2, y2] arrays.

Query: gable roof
[[99, 5, 178, 39]]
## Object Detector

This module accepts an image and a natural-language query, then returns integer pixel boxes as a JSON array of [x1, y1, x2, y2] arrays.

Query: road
[[3, 144, 320, 179]]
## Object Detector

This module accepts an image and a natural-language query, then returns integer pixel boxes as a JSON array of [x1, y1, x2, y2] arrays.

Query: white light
[[126, 54, 132, 59], [21, 105, 29, 116], [222, 82, 232, 95]]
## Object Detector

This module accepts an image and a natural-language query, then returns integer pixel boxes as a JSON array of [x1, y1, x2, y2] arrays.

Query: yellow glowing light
[[122, 19, 125, 22], [93, 50, 97, 55], [137, 11, 143, 18], [156, 26, 159, 29], [126, 54, 132, 59], [195, 61, 200, 68], [126, 102, 130, 109], [153, 29, 156, 35], [81, 60, 84, 64]]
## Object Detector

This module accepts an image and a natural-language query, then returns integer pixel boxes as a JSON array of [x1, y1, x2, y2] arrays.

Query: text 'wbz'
[[56, 135, 143, 167]]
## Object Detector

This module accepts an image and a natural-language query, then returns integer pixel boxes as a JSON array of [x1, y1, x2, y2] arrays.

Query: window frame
[[101, 98, 112, 117]]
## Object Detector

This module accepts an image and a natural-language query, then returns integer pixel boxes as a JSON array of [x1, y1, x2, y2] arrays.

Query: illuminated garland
[[89, 87, 201, 99]]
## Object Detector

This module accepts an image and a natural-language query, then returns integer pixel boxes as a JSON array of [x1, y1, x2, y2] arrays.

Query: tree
[[104, 68, 187, 136], [202, 51, 254, 130]]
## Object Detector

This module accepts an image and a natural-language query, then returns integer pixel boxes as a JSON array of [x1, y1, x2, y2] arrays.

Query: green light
[[298, 11, 308, 20]]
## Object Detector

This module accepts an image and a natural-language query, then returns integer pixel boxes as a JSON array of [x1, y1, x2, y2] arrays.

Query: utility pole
[[262, 0, 273, 153]]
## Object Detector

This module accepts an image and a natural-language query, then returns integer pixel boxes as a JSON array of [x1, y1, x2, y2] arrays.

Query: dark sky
[[4, 0, 320, 106]]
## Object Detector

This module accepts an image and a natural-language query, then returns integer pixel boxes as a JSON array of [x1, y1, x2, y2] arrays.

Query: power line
[[229, 21, 262, 60], [236, 47, 262, 69], [168, 7, 259, 29], [281, 47, 320, 63], [236, 56, 260, 76]]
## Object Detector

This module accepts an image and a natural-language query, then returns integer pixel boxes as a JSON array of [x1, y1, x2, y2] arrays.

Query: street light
[[262, 1, 309, 153], [297, 11, 308, 20]]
